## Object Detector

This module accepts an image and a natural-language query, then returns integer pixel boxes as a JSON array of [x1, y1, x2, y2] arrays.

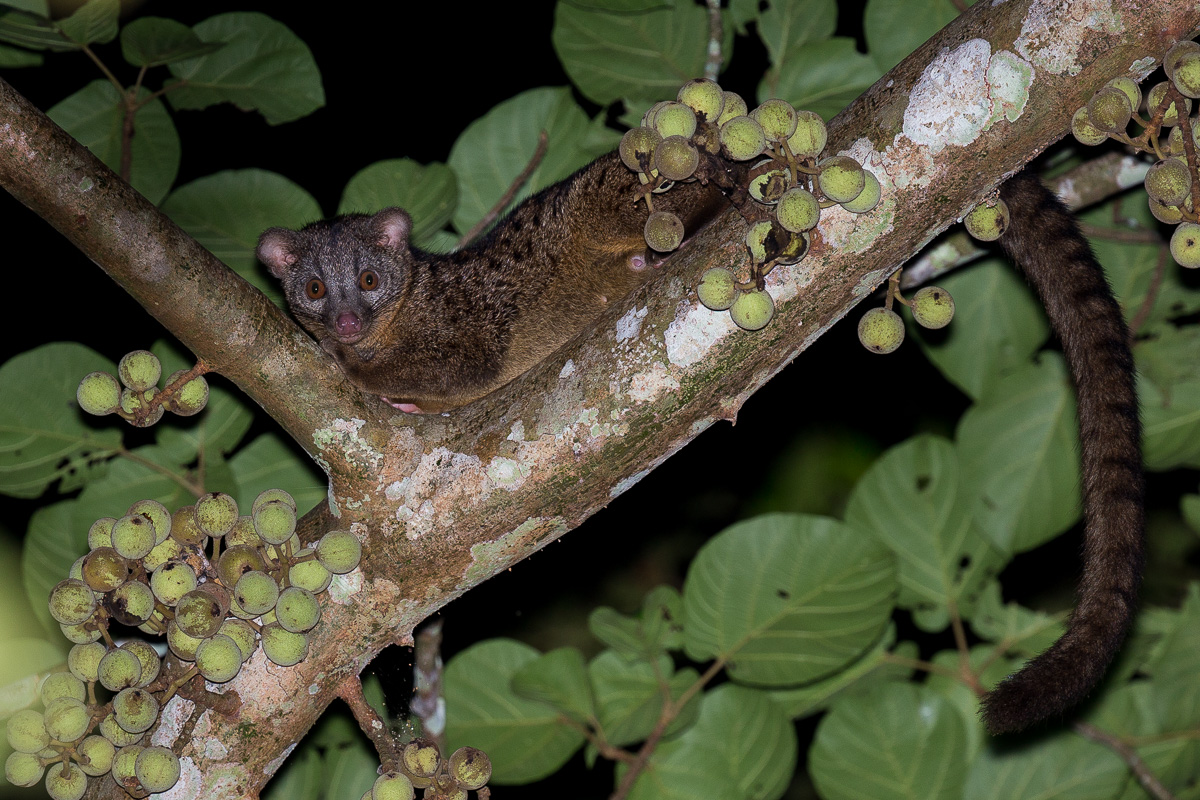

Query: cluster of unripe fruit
[[364, 740, 492, 800], [77, 350, 209, 427], [6, 488, 361, 799], [1070, 39, 1200, 269], [856, 283, 955, 355], [618, 78, 881, 331]]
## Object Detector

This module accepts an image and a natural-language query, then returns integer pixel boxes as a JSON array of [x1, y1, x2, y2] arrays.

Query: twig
[[456, 131, 549, 248], [1128, 246, 1168, 337], [704, 0, 723, 81], [411, 619, 446, 754], [338, 674, 402, 768], [1073, 721, 1177, 800]]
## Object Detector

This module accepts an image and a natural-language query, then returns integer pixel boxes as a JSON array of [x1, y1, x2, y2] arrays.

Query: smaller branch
[[456, 131, 549, 248], [948, 602, 985, 696], [1128, 247, 1169, 337], [704, 0, 723, 81], [879, 652, 963, 682], [1076, 222, 1161, 244], [608, 657, 727, 800], [411, 619, 446, 754], [338, 674, 403, 768], [1174, 88, 1200, 216], [79, 43, 124, 95], [1073, 721, 1177, 800]]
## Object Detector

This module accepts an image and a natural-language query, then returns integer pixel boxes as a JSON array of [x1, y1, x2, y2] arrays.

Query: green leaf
[[760, 37, 880, 122], [626, 685, 796, 800], [0, 0, 48, 14], [590, 606, 649, 659], [444, 639, 584, 783], [0, 343, 121, 499], [0, 637, 63, 688], [966, 581, 1063, 656], [448, 87, 615, 236], [166, 12, 324, 125], [337, 160, 458, 250], [1136, 327, 1200, 469], [1085, 191, 1200, 326], [152, 337, 253, 467], [262, 742, 323, 800], [956, 355, 1081, 554], [963, 728, 1126, 800], [915, 259, 1049, 400], [1147, 585, 1200, 687], [760, 0, 837, 77], [589, 585, 683, 661], [510, 647, 595, 724], [47, 81, 181, 205], [323, 739, 377, 800], [0, 5, 75, 51], [154, 387, 251, 470], [568, 0, 676, 9], [748, 427, 881, 519], [228, 434, 325, 516], [362, 673, 389, 723], [811, 683, 968, 800], [766, 625, 916, 719], [22, 500, 89, 633], [589, 651, 698, 746], [845, 435, 1003, 626], [683, 513, 896, 685], [120, 17, 225, 67], [56, 0, 117, 46], [0, 42, 42, 65], [728, 0, 759, 33], [76, 444, 194, 520], [552, 1, 712, 107], [1140, 376, 1200, 470], [1183, 494, 1200, 535], [865, 0, 965, 72], [307, 709, 362, 749], [161, 169, 322, 308]]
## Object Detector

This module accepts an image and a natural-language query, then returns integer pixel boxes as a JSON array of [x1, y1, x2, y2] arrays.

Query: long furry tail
[[979, 170, 1145, 735]]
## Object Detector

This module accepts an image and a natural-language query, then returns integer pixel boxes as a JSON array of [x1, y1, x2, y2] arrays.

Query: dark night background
[[4, 2, 1167, 798]]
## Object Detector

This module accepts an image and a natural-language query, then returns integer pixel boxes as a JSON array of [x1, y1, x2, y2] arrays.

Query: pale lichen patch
[[559, 359, 576, 378], [487, 456, 529, 488], [1015, 0, 1121, 76], [1130, 56, 1157, 77], [153, 696, 194, 747], [611, 468, 652, 497], [1114, 155, 1149, 189], [465, 517, 569, 584], [903, 39, 993, 153], [616, 305, 648, 343], [984, 51, 1033, 126], [628, 362, 679, 404], [156, 756, 200, 799], [665, 303, 737, 368], [264, 743, 298, 775], [313, 418, 381, 475], [507, 420, 526, 442], [819, 143, 894, 254], [328, 570, 364, 602]]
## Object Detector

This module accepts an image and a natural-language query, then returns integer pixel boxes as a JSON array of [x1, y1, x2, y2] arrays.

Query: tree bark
[[0, 0, 1197, 796]]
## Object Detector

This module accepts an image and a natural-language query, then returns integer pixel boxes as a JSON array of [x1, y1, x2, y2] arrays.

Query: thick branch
[[0, 82, 379, 477], [2, 1, 1197, 797]]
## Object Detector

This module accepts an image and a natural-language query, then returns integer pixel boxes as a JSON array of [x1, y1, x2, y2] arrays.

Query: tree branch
[[2, 0, 1197, 796]]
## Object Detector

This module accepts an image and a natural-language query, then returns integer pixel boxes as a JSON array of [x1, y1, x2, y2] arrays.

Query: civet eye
[[306, 279, 326, 300], [359, 270, 379, 291]]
